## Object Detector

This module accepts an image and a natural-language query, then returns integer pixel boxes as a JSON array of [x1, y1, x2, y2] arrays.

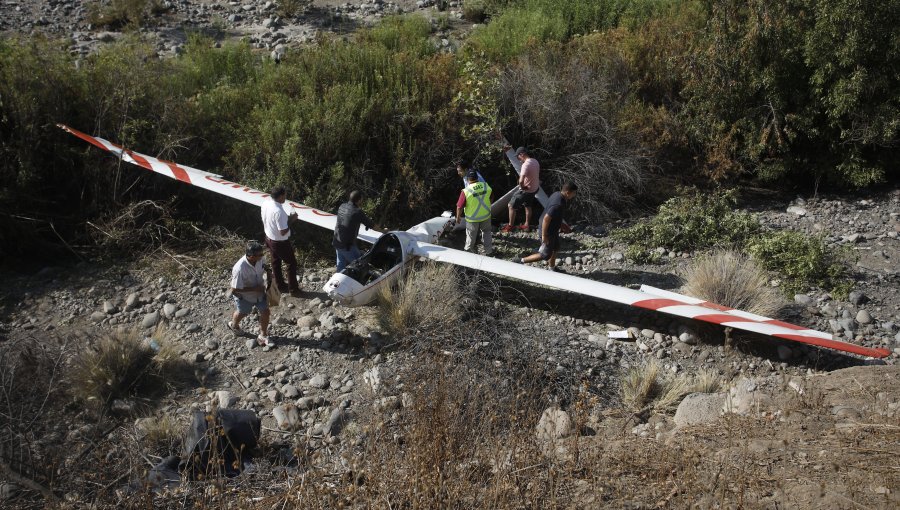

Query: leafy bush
[[613, 189, 761, 262], [276, 0, 307, 19], [682, 249, 781, 316], [682, 0, 899, 187], [462, 0, 488, 23], [86, 0, 167, 29], [747, 231, 853, 298]]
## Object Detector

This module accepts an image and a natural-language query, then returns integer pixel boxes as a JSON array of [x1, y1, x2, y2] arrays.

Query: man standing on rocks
[[228, 241, 271, 346], [261, 186, 300, 296], [333, 190, 380, 272], [502, 146, 540, 233], [456, 170, 493, 256], [518, 182, 577, 271]]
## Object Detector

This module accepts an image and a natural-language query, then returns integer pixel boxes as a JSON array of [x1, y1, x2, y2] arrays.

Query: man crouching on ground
[[519, 182, 577, 271], [227, 241, 272, 346]]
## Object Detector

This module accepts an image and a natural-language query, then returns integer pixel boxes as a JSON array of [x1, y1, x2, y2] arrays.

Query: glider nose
[[323, 273, 360, 306]]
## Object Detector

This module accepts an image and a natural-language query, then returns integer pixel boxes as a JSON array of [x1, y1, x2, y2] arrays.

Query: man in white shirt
[[261, 186, 300, 295], [227, 241, 272, 346]]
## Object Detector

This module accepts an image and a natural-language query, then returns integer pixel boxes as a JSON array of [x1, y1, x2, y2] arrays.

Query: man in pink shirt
[[502, 146, 540, 233]]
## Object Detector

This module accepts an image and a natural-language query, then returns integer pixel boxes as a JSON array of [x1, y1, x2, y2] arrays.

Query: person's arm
[[455, 190, 467, 223], [275, 207, 292, 236], [541, 212, 553, 242]]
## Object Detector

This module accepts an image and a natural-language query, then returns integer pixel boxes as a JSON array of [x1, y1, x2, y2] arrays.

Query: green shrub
[[747, 230, 853, 298], [613, 189, 761, 262], [462, 0, 488, 23], [277, 0, 307, 19], [86, 0, 167, 29]]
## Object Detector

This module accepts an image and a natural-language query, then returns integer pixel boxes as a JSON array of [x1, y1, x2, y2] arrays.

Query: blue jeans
[[336, 245, 362, 272]]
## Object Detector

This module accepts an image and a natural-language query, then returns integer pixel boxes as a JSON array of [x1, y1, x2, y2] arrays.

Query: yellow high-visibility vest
[[463, 181, 492, 222]]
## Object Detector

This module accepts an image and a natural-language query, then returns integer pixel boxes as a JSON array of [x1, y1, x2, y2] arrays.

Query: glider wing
[[58, 124, 381, 244], [410, 241, 890, 359]]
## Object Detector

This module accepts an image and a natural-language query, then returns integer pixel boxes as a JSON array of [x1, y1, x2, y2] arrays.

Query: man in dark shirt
[[333, 190, 379, 272], [518, 182, 577, 271]]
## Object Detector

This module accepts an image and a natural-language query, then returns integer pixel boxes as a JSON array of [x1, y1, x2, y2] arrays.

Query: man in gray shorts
[[227, 241, 272, 346], [502, 146, 540, 233]]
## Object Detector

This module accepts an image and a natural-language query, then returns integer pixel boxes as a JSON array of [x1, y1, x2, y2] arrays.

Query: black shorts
[[510, 189, 537, 209], [539, 235, 560, 260]]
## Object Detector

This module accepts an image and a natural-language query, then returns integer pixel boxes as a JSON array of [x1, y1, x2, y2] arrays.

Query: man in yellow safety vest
[[455, 170, 493, 256]]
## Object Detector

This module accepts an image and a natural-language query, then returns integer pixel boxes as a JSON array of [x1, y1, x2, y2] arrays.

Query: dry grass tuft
[[68, 328, 193, 410], [621, 361, 723, 412], [377, 261, 464, 338], [682, 248, 782, 316], [621, 359, 662, 410]]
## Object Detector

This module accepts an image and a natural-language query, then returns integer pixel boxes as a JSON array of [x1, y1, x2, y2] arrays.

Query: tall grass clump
[[682, 249, 781, 316], [377, 261, 464, 339], [621, 360, 722, 412], [68, 329, 193, 410], [613, 189, 761, 262]]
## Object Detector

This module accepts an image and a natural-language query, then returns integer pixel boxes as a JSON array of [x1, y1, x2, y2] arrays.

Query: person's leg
[[548, 250, 558, 269], [348, 245, 362, 265], [336, 248, 350, 272], [507, 204, 517, 227], [278, 240, 300, 291], [482, 220, 493, 255], [230, 296, 250, 331], [259, 308, 270, 337], [464, 221, 478, 252], [523, 206, 532, 228], [265, 238, 288, 291]]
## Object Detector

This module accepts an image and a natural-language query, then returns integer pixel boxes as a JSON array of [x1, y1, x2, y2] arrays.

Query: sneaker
[[256, 335, 271, 347], [500, 224, 515, 233], [517, 224, 532, 232], [226, 320, 242, 336]]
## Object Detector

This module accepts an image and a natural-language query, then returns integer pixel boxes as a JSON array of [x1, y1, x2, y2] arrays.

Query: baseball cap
[[515, 146, 527, 156]]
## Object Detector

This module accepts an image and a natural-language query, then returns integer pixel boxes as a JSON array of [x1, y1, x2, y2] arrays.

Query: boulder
[[142, 311, 160, 329], [297, 315, 319, 329], [674, 393, 725, 427], [273, 404, 301, 431], [308, 374, 328, 389], [323, 407, 348, 436], [535, 408, 574, 441], [723, 378, 772, 416]]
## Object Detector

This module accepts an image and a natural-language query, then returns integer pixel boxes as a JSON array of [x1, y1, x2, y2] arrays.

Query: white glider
[[58, 124, 890, 359]]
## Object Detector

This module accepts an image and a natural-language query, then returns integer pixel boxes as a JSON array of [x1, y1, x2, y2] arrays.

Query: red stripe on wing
[[700, 301, 733, 311], [164, 161, 192, 184], [125, 150, 153, 171], [631, 298, 689, 310], [693, 314, 757, 325], [773, 334, 890, 358]]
